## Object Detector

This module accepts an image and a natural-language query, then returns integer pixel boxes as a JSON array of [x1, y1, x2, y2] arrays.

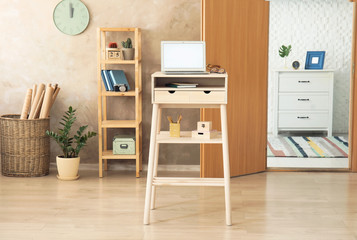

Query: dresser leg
[[220, 104, 232, 226], [151, 108, 161, 210], [144, 104, 159, 225]]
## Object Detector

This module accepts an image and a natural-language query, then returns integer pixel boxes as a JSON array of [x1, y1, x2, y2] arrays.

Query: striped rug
[[267, 136, 348, 158]]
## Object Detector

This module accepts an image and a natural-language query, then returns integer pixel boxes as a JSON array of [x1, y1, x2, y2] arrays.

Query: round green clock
[[53, 0, 89, 35]]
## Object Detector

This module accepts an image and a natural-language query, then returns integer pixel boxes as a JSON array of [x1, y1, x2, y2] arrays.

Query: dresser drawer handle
[[297, 116, 309, 119], [298, 98, 310, 101], [298, 80, 310, 83], [168, 91, 176, 94], [204, 91, 211, 94]]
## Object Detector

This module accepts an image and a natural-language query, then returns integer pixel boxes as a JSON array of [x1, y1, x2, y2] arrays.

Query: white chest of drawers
[[273, 70, 334, 136]]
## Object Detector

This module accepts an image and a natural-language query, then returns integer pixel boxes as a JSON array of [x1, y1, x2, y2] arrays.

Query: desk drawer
[[190, 91, 225, 103], [279, 112, 329, 128], [279, 78, 330, 92], [279, 94, 329, 110], [155, 90, 190, 103]]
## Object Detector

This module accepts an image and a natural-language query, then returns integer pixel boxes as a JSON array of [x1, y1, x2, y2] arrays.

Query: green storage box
[[113, 135, 136, 155]]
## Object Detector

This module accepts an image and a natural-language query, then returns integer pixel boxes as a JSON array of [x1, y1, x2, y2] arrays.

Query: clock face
[[53, 0, 89, 35], [292, 61, 300, 70]]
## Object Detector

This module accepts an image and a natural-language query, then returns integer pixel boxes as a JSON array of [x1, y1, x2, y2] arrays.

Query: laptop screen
[[161, 41, 206, 72]]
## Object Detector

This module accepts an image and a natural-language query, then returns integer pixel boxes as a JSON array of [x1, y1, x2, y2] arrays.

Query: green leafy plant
[[46, 106, 97, 158], [121, 38, 132, 48], [279, 45, 292, 58]]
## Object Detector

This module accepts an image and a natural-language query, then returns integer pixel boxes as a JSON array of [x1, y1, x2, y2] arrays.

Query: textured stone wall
[[0, 0, 201, 165]]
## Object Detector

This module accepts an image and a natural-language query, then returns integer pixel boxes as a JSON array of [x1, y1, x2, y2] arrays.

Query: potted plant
[[121, 38, 135, 60], [46, 106, 96, 180], [279, 45, 292, 68]]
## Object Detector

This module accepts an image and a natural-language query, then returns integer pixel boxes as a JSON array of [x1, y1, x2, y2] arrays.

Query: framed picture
[[305, 51, 325, 69]]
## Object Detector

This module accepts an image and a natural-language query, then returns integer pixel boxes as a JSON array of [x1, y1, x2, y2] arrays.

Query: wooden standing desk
[[143, 72, 232, 225]]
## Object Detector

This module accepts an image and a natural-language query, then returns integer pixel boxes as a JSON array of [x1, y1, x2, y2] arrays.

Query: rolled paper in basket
[[31, 90, 45, 119], [20, 89, 32, 119], [31, 84, 37, 112], [28, 83, 45, 119], [40, 86, 54, 118], [49, 87, 60, 110]]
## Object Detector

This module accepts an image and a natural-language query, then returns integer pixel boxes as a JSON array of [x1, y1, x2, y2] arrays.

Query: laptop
[[161, 41, 209, 74]]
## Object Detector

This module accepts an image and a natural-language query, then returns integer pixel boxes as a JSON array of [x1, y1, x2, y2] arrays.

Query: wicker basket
[[0, 114, 50, 177]]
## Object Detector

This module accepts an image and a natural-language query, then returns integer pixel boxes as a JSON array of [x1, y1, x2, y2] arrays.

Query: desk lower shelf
[[153, 177, 225, 187], [156, 131, 222, 144]]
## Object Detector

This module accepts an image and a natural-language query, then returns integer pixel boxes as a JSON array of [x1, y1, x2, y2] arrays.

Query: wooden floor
[[1, 169, 357, 239]]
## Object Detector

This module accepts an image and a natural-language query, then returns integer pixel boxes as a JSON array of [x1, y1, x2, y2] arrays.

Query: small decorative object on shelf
[[207, 64, 226, 74], [197, 121, 212, 132], [168, 115, 182, 137], [46, 106, 97, 180], [279, 45, 292, 68], [121, 38, 135, 60], [292, 61, 300, 70], [106, 42, 121, 59], [305, 51, 326, 70], [192, 121, 218, 140]]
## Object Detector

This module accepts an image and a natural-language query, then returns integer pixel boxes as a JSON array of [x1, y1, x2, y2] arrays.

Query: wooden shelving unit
[[97, 27, 142, 177]]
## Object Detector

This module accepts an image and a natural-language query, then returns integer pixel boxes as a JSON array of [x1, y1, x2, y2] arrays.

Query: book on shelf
[[100, 70, 109, 91], [165, 82, 198, 88], [102, 70, 114, 91], [109, 70, 131, 91]]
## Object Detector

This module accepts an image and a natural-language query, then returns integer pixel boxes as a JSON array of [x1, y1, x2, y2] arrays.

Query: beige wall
[[0, 0, 201, 166]]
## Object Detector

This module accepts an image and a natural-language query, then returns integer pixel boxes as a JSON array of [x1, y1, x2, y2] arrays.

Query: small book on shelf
[[165, 82, 198, 88], [100, 70, 109, 91], [101, 70, 114, 91]]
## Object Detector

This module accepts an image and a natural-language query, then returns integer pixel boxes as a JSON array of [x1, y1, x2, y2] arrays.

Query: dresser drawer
[[190, 91, 225, 103], [278, 94, 329, 110], [279, 77, 330, 92], [278, 112, 329, 128], [155, 90, 190, 103]]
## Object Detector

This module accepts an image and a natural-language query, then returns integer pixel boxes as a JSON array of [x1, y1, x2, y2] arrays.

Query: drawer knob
[[168, 91, 176, 94], [204, 91, 211, 94], [297, 116, 309, 119], [298, 98, 310, 101], [298, 80, 310, 83]]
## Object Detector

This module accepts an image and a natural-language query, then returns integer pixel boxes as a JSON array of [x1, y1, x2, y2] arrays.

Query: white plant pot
[[56, 156, 80, 180]]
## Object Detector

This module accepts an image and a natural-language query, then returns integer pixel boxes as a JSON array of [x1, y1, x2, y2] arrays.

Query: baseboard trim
[[50, 163, 200, 172], [267, 157, 349, 168]]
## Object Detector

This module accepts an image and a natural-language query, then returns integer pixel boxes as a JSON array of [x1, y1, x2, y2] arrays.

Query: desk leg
[[220, 104, 232, 226], [144, 103, 159, 225], [151, 108, 161, 210]]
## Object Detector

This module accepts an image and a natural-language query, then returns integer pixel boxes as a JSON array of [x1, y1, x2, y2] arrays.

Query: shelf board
[[102, 89, 138, 97], [156, 131, 222, 144], [101, 120, 139, 128], [102, 150, 138, 159], [101, 59, 140, 65]]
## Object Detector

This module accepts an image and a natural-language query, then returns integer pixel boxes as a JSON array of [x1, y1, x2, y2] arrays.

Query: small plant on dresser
[[46, 106, 97, 180], [279, 44, 292, 68]]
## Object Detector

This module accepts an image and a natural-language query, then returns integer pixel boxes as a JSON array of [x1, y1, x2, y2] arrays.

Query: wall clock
[[53, 0, 90, 36]]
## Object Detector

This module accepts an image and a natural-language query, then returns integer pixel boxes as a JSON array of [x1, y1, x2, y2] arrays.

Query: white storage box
[[197, 121, 212, 132], [192, 130, 218, 140]]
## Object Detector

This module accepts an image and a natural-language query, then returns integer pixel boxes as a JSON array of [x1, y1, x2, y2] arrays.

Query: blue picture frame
[[305, 51, 325, 69]]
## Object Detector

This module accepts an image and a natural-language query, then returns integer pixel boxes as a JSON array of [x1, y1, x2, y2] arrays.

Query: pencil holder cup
[[169, 123, 180, 137]]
